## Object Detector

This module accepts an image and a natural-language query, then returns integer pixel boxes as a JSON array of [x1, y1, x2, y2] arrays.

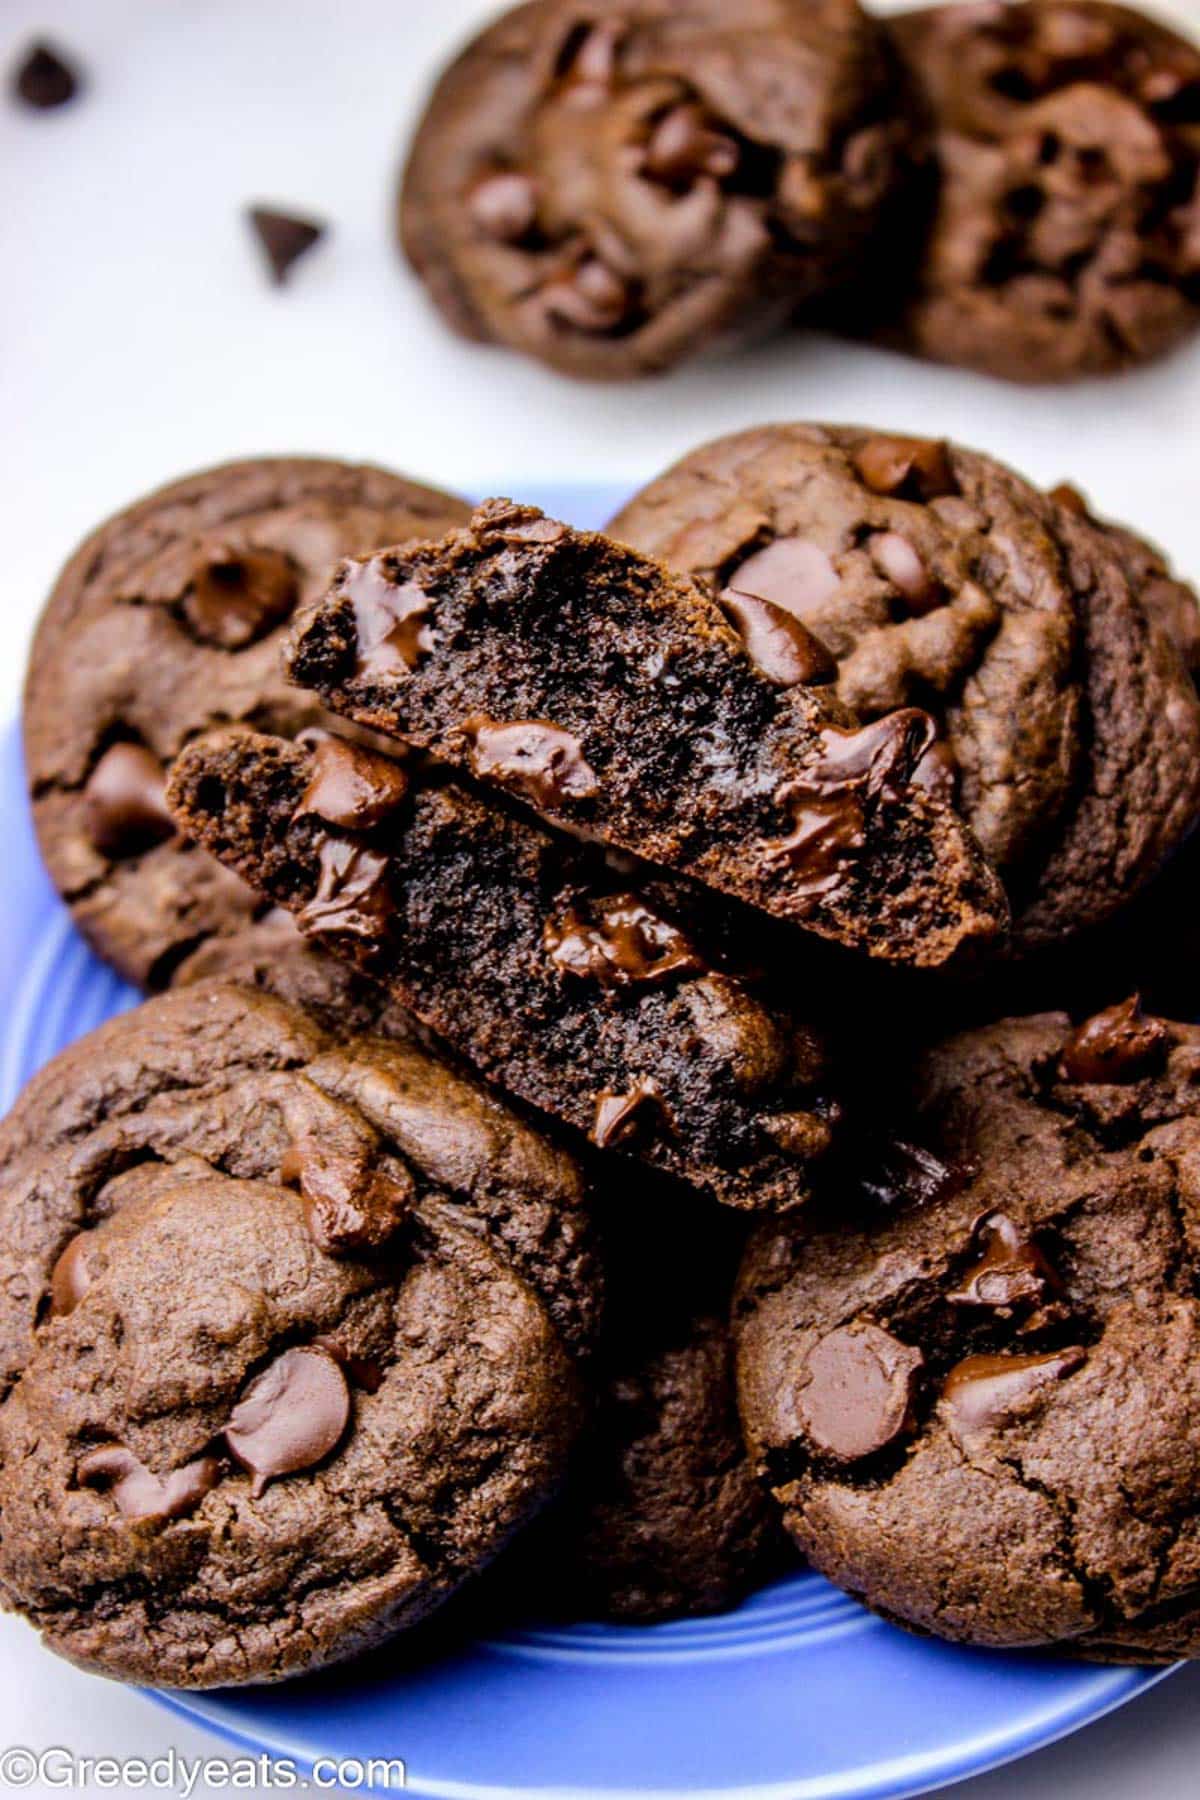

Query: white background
[[5, 0, 1200, 1794]]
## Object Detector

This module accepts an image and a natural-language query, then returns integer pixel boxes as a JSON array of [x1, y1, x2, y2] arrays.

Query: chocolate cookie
[[735, 1001, 1200, 1659], [883, 0, 1200, 382], [284, 499, 1008, 968], [24, 457, 469, 1000], [609, 426, 1200, 950], [168, 730, 842, 1212], [399, 0, 916, 378]]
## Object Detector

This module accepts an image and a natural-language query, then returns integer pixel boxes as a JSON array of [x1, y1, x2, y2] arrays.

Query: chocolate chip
[[853, 436, 959, 502], [13, 41, 80, 109], [942, 1347, 1085, 1440], [758, 1109, 834, 1160], [798, 1322, 923, 1463], [280, 1099, 414, 1256], [724, 537, 840, 619], [225, 1347, 350, 1497], [542, 259, 633, 332], [247, 207, 325, 285], [83, 744, 175, 860], [560, 18, 624, 95], [183, 545, 298, 649], [869, 532, 944, 613], [78, 1445, 221, 1522], [544, 893, 703, 989], [1061, 996, 1172, 1084], [296, 737, 409, 832], [469, 170, 539, 242], [859, 1138, 967, 1211], [49, 1233, 92, 1317], [298, 837, 392, 940], [761, 790, 866, 896], [807, 711, 939, 798], [312, 1335, 385, 1394], [591, 1080, 663, 1149], [1048, 481, 1091, 517], [948, 1211, 1063, 1317], [644, 103, 739, 186], [345, 556, 436, 677], [467, 717, 598, 809], [720, 593, 837, 685], [911, 738, 959, 808]]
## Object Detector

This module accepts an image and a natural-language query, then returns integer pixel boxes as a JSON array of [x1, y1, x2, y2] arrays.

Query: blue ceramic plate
[[0, 483, 1176, 1800]]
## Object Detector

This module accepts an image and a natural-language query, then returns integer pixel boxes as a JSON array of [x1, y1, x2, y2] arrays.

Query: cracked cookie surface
[[24, 456, 469, 1008], [609, 424, 1200, 951], [735, 1002, 1200, 1659]]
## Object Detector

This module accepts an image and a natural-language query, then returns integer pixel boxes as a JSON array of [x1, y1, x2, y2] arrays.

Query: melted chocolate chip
[[724, 537, 840, 620], [869, 531, 944, 614], [78, 1445, 221, 1522], [49, 1233, 92, 1317], [853, 436, 959, 502], [799, 1321, 923, 1463], [644, 103, 739, 186], [761, 791, 867, 896], [720, 592, 837, 685], [942, 1347, 1085, 1439], [542, 258, 633, 332], [345, 556, 437, 677], [298, 838, 392, 940], [281, 1123, 414, 1256], [469, 170, 540, 242], [13, 41, 80, 108], [807, 711, 939, 798], [83, 743, 175, 860], [948, 1211, 1064, 1317], [247, 207, 325, 285], [911, 738, 959, 808], [467, 718, 598, 808], [296, 737, 409, 832], [225, 1347, 350, 1497], [544, 893, 703, 990], [859, 1138, 967, 1210], [1061, 996, 1173, 1084], [183, 545, 298, 649], [591, 1080, 663, 1149]]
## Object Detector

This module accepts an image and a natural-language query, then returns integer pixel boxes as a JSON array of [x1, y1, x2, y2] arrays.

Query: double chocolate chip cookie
[[883, 0, 1200, 382], [0, 981, 600, 1685], [400, 0, 917, 378], [610, 425, 1200, 951], [24, 457, 469, 1016], [736, 1001, 1200, 1660]]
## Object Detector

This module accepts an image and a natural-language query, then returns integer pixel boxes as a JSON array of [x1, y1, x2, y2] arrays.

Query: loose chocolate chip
[[469, 170, 540, 242], [544, 893, 703, 989], [591, 1080, 663, 1149], [345, 556, 437, 677], [542, 258, 633, 332], [13, 41, 80, 109], [1061, 996, 1173, 1084], [49, 1233, 92, 1317], [312, 1335, 385, 1394], [942, 1347, 1085, 1439], [644, 103, 739, 186], [298, 837, 392, 940], [78, 1445, 221, 1522], [724, 537, 841, 620], [853, 436, 959, 502], [296, 737, 409, 832], [798, 1321, 923, 1463], [182, 545, 298, 649], [83, 743, 175, 860], [869, 531, 945, 614], [247, 207, 325, 285], [720, 592, 837, 686], [948, 1211, 1063, 1317], [225, 1346, 350, 1497], [467, 717, 598, 809]]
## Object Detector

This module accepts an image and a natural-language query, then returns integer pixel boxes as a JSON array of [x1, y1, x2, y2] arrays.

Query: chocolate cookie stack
[[4, 423, 1200, 1685], [399, 0, 1200, 383]]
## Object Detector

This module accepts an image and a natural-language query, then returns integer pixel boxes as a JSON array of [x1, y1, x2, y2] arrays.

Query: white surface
[[4, 0, 1200, 1794]]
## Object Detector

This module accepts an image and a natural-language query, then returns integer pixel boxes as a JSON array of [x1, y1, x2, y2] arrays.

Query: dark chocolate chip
[[247, 207, 325, 285], [83, 744, 175, 860], [182, 545, 298, 649], [13, 41, 80, 109], [298, 837, 392, 940], [720, 592, 837, 686], [724, 537, 840, 619], [467, 717, 598, 808], [1061, 996, 1172, 1084], [49, 1233, 92, 1317], [948, 1211, 1063, 1317], [1048, 481, 1091, 518], [760, 790, 867, 897], [78, 1445, 221, 1522], [853, 436, 959, 502], [807, 711, 940, 798], [280, 1112, 414, 1256], [798, 1321, 923, 1463], [542, 258, 633, 332], [469, 171, 540, 242], [911, 738, 959, 808], [345, 556, 436, 677], [942, 1347, 1085, 1439], [859, 1138, 967, 1211], [869, 532, 944, 614], [644, 103, 739, 186], [591, 1080, 663, 1149], [296, 737, 409, 832], [225, 1346, 350, 1497], [544, 893, 703, 989]]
